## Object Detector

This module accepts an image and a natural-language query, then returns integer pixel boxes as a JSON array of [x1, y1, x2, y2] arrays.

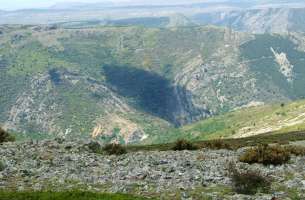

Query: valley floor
[[1, 138, 305, 199]]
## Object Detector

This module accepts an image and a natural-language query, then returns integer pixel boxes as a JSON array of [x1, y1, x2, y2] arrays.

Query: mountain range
[[1, 24, 305, 143], [193, 7, 305, 33], [0, 1, 305, 34], [2, 2, 305, 200]]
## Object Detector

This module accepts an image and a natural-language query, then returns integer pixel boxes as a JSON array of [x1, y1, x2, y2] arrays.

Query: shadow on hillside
[[103, 64, 205, 126]]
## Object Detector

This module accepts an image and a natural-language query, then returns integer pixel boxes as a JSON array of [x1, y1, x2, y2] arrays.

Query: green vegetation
[[1, 24, 305, 200], [128, 131, 305, 152], [0, 161, 5, 171], [86, 141, 129, 155], [239, 144, 291, 165], [285, 145, 305, 156], [228, 162, 271, 195], [0, 191, 152, 200], [241, 34, 305, 98], [102, 143, 127, 155], [54, 83, 102, 135], [150, 100, 305, 144], [1, 25, 305, 143], [7, 41, 76, 76], [204, 139, 233, 150], [106, 17, 170, 28], [172, 139, 198, 151], [87, 141, 103, 154], [0, 127, 15, 143]]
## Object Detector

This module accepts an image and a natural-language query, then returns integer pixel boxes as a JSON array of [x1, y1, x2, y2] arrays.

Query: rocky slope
[[0, 139, 304, 199], [1, 25, 305, 143], [193, 7, 305, 33]]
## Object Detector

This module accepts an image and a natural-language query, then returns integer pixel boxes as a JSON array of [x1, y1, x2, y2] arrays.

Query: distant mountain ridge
[[49, 2, 115, 10], [1, 1, 305, 34], [192, 7, 305, 33], [47, 0, 305, 10]]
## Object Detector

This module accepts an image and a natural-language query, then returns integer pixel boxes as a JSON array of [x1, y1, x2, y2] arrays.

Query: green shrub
[[103, 143, 127, 155], [0, 161, 5, 171], [285, 145, 305, 156], [204, 139, 235, 150], [87, 141, 102, 154], [172, 139, 198, 151], [0, 127, 15, 144], [228, 162, 271, 195], [239, 144, 290, 165]]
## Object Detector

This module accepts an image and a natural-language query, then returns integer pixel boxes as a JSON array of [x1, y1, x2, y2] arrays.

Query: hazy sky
[[0, 0, 103, 10], [0, 0, 222, 11]]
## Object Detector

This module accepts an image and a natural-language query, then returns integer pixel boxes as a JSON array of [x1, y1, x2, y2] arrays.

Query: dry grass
[[228, 162, 271, 195], [285, 145, 305, 156], [103, 143, 127, 155], [127, 131, 305, 152], [172, 139, 198, 151], [239, 144, 291, 165], [203, 139, 236, 150]]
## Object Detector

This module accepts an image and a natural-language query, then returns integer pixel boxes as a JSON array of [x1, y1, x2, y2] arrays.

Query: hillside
[[193, 7, 305, 33], [1, 25, 305, 143], [150, 100, 305, 144], [0, 191, 150, 200], [1, 131, 305, 199]]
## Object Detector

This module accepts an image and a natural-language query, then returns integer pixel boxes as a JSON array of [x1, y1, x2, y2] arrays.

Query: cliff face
[[1, 25, 305, 143]]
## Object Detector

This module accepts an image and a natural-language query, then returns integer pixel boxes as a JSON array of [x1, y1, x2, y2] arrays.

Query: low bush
[[0, 127, 15, 144], [228, 162, 271, 195], [103, 143, 127, 155], [87, 141, 102, 154], [172, 139, 198, 151], [204, 139, 236, 150], [285, 145, 305, 156], [239, 144, 290, 165], [0, 161, 5, 171]]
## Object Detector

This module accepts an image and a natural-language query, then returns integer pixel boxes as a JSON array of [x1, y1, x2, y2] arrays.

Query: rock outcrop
[[0, 139, 304, 199]]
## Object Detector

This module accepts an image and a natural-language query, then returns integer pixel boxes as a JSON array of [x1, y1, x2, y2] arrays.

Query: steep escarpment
[[1, 25, 305, 143]]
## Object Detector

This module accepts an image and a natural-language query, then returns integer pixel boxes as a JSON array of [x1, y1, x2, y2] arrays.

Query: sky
[[0, 0, 225, 11], [0, 0, 114, 10]]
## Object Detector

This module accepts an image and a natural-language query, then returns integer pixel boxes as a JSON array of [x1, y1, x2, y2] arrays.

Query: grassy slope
[[240, 34, 305, 99], [0, 191, 153, 200], [129, 131, 305, 152], [148, 100, 305, 144], [187, 100, 305, 139]]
